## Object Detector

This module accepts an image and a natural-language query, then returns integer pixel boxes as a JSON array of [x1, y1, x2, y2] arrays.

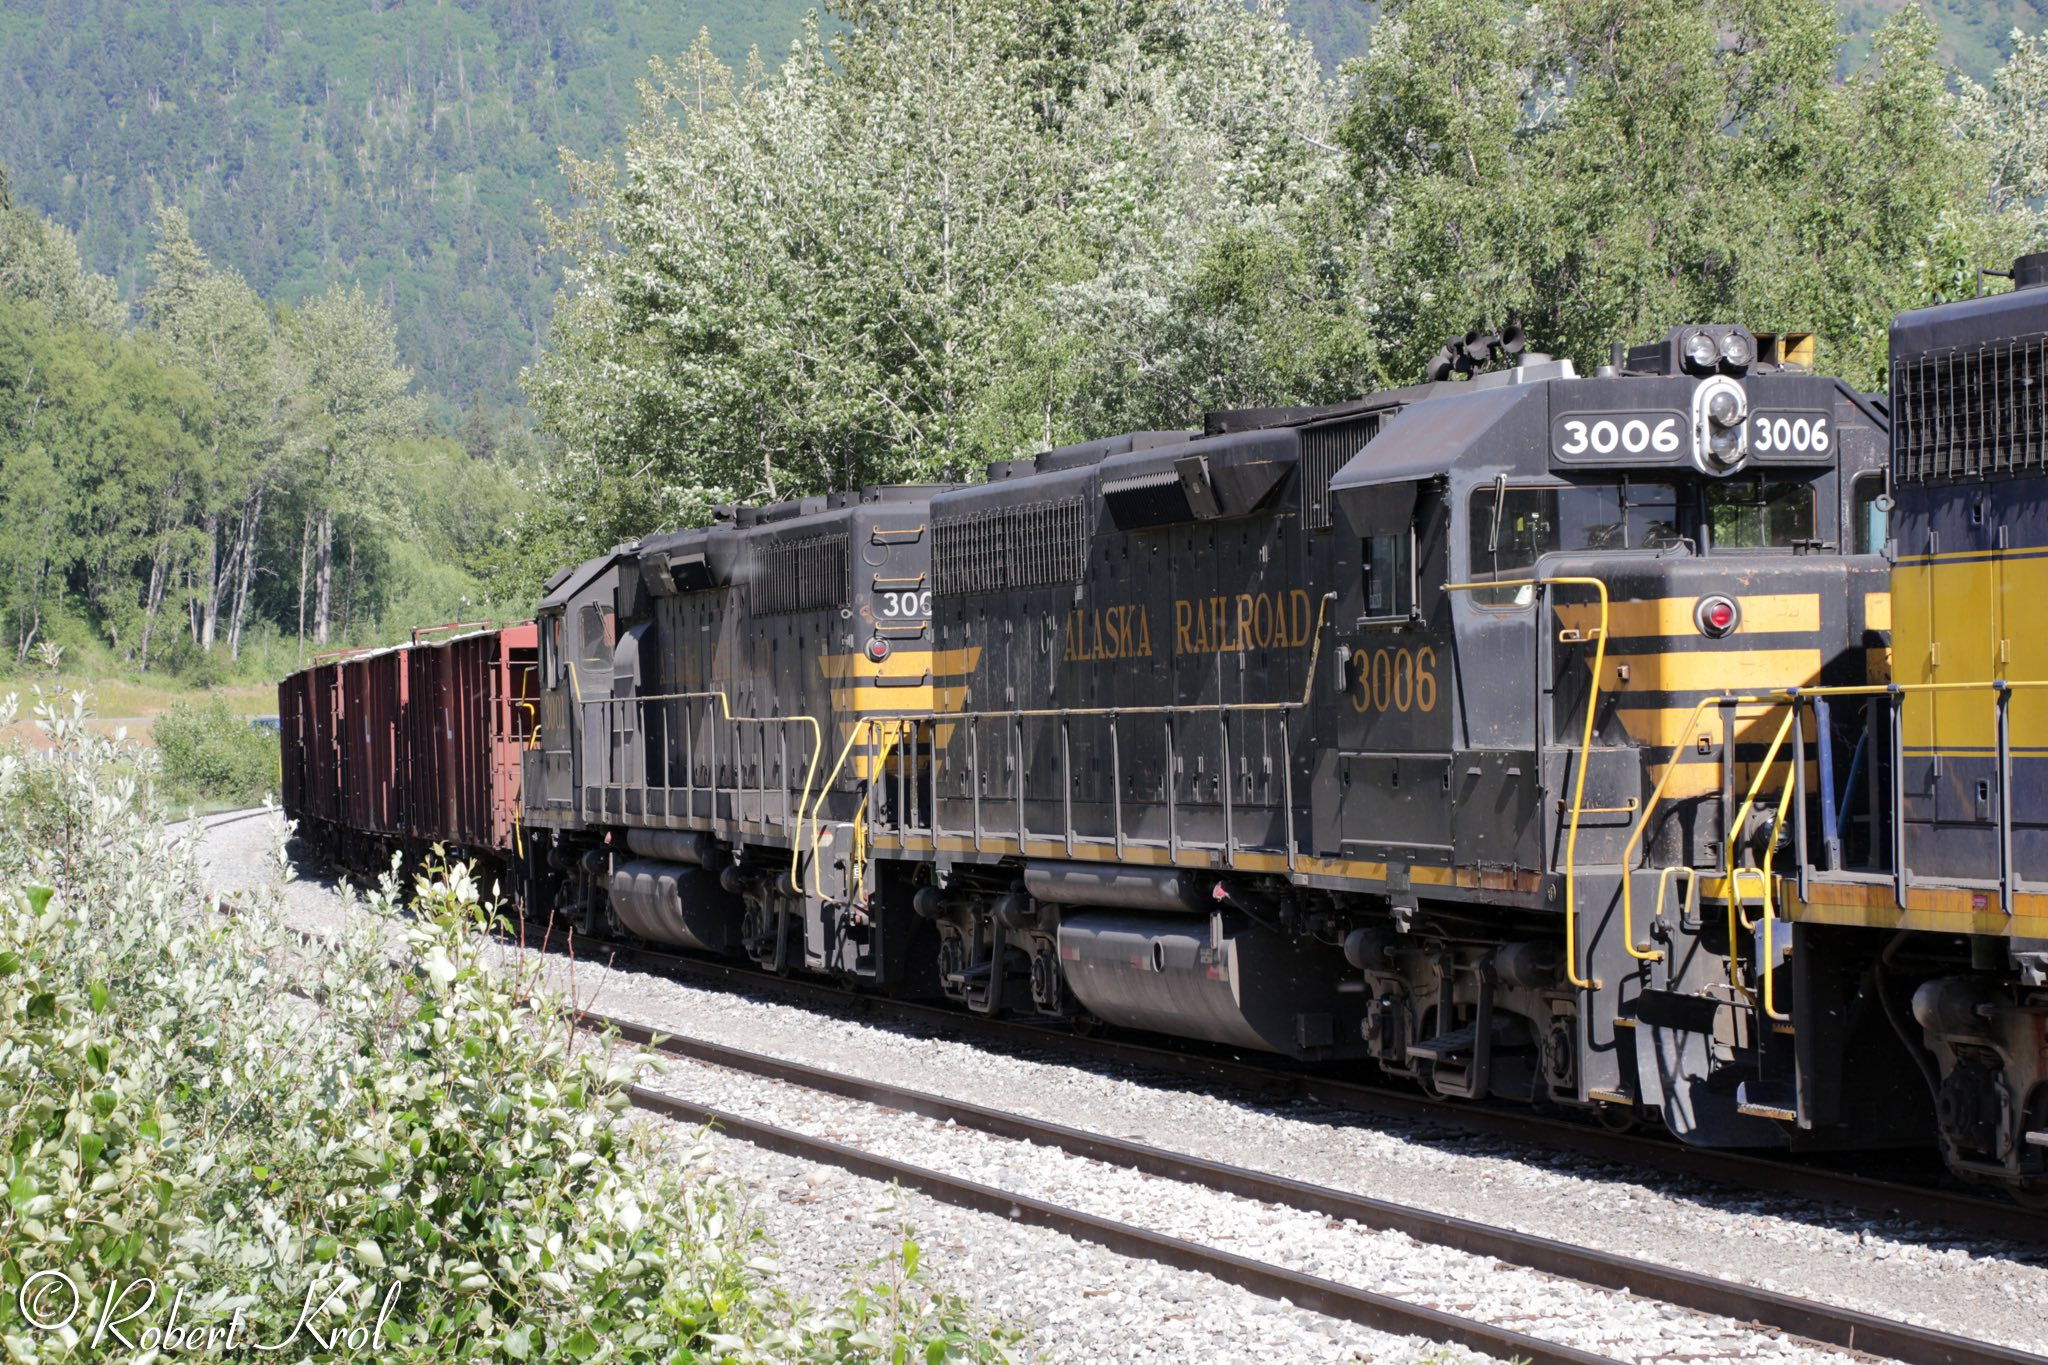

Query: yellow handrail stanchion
[[803, 717, 876, 900], [1635, 865, 1697, 962], [1757, 756, 1800, 1023], [1723, 867, 1766, 1001], [1616, 696, 1717, 962], [1726, 705, 1800, 936]]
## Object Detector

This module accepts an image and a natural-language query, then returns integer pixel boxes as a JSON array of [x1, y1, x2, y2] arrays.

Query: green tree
[[145, 207, 289, 660], [1337, 0, 2033, 388], [286, 284, 426, 646], [1964, 28, 2048, 241], [525, 1, 1345, 574]]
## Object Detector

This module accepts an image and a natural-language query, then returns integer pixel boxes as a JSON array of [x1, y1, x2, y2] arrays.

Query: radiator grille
[[755, 534, 848, 615], [1892, 335, 2048, 483], [934, 498, 1089, 595], [1301, 413, 1392, 529]]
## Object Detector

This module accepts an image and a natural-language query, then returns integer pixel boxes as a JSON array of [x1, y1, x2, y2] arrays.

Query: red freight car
[[277, 623, 538, 883], [404, 623, 539, 858]]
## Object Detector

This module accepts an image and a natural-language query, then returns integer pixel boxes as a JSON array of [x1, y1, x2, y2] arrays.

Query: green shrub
[[0, 693, 1018, 1362], [152, 694, 276, 806]]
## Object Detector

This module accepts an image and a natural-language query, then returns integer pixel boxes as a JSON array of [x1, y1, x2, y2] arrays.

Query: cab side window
[[1850, 473, 1889, 555], [1362, 530, 1414, 621], [579, 603, 614, 666]]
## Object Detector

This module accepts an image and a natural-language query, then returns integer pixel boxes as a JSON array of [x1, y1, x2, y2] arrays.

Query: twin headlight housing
[[1679, 326, 1756, 375]]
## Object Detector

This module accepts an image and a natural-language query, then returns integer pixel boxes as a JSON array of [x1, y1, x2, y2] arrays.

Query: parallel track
[[599, 1011, 2044, 1365], [532, 927, 2048, 1249]]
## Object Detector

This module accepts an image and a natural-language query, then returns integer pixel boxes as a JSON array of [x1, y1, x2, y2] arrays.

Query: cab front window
[[1707, 476, 1815, 549]]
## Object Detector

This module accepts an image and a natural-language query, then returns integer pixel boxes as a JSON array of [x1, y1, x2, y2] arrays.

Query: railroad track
[[531, 926, 2048, 1250], [592, 1008, 2045, 1365]]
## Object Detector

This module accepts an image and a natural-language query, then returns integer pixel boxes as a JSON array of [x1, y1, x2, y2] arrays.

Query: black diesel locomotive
[[511, 327, 1915, 1150], [287, 274, 2048, 1201]]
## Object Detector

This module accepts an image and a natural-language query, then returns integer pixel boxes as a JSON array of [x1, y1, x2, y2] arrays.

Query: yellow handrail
[[797, 592, 1339, 899], [1442, 575, 1609, 990], [1724, 868, 1766, 1001], [585, 688, 822, 887], [1618, 695, 1717, 964], [1615, 678, 2048, 1009], [1757, 755, 1799, 1023], [1632, 866, 1696, 962], [1726, 706, 1801, 929]]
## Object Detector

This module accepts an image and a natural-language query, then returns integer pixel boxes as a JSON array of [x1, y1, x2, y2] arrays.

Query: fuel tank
[[608, 858, 743, 954], [1055, 912, 1364, 1058]]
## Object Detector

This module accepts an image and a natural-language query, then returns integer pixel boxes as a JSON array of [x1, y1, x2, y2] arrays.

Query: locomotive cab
[[1322, 334, 1895, 1133]]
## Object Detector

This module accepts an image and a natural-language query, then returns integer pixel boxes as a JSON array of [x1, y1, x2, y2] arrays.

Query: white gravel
[[199, 809, 2048, 1362]]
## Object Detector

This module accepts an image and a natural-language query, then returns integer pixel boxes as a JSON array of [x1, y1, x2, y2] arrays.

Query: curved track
[[600, 1010, 2044, 1365], [539, 927, 2048, 1250]]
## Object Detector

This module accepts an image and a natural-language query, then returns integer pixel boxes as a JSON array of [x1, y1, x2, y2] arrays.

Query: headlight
[[1707, 387, 1744, 428], [1719, 331, 1754, 369], [1684, 330, 1720, 372]]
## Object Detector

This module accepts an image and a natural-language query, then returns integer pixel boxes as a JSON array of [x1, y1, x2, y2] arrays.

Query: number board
[[1746, 411, 1831, 460], [1550, 411, 1686, 464]]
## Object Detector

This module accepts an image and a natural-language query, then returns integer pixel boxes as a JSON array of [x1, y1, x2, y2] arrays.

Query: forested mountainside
[[2, 0, 2038, 419], [0, 0, 808, 417]]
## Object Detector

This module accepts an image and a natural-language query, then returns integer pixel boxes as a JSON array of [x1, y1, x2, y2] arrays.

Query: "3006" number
[[880, 589, 932, 618], [1750, 414, 1829, 454], [1558, 417, 1682, 457]]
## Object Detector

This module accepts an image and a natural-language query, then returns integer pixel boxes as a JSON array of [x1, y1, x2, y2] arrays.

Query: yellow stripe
[[1606, 649, 1822, 694], [1613, 702, 1793, 749], [1555, 594, 1818, 639], [1648, 758, 1818, 800], [1864, 591, 1892, 632], [830, 684, 970, 712], [1784, 877, 2048, 937], [837, 720, 956, 744], [817, 647, 981, 680], [866, 831, 1543, 893]]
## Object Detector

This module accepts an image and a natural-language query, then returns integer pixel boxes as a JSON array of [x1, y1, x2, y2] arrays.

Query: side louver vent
[[756, 534, 849, 615], [1301, 414, 1391, 529], [935, 498, 1089, 595], [1892, 335, 2047, 483]]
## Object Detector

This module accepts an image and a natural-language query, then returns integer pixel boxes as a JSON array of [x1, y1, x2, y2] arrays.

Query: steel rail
[[540, 929, 2048, 1249], [594, 1011, 2046, 1365], [621, 1082, 1622, 1365]]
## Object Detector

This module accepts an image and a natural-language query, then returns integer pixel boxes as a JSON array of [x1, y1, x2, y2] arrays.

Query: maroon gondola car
[[278, 623, 537, 880]]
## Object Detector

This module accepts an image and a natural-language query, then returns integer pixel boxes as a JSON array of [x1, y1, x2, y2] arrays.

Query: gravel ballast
[[198, 810, 2048, 1361]]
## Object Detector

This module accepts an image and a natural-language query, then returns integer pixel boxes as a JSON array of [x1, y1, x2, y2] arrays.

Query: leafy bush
[[151, 694, 276, 806], [0, 693, 1017, 1362]]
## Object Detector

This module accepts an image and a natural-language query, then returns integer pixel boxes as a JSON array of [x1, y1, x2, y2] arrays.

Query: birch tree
[[286, 284, 425, 646]]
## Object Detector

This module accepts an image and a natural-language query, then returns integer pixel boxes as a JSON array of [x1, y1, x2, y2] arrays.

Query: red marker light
[[866, 638, 891, 662], [1695, 596, 1740, 638]]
